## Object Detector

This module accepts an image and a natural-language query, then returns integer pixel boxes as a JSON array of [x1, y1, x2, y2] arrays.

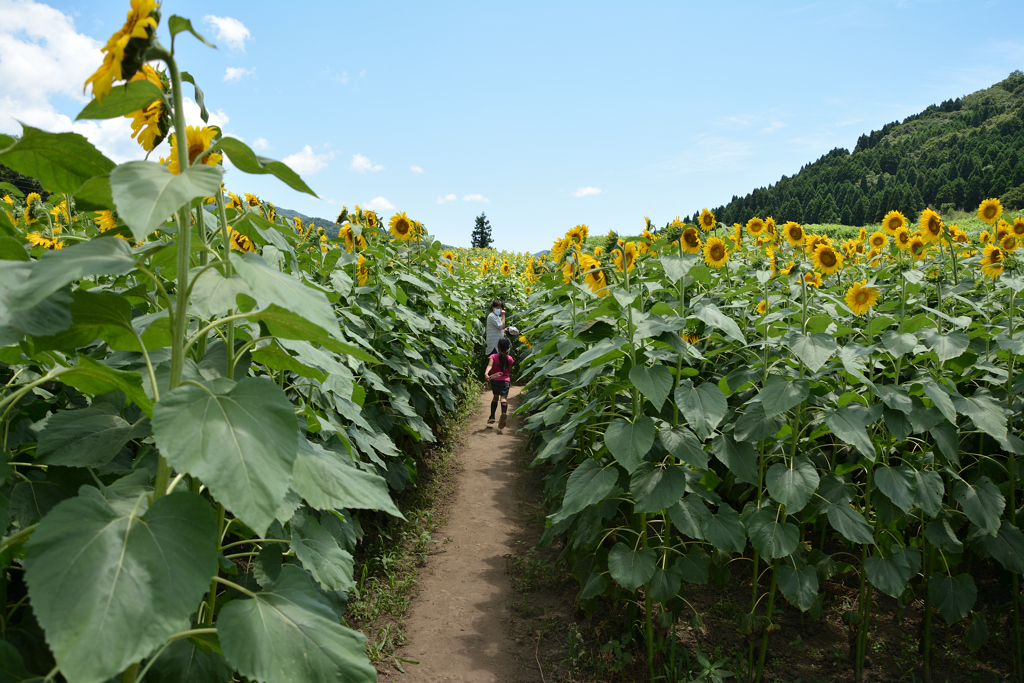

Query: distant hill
[[682, 71, 1024, 227], [273, 206, 340, 238]]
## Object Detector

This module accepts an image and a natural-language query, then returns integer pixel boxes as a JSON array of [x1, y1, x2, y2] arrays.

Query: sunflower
[[980, 244, 1004, 279], [562, 261, 575, 283], [500, 259, 511, 275], [845, 280, 880, 315], [908, 234, 927, 260], [524, 286, 533, 294], [364, 210, 378, 228], [388, 212, 414, 242], [682, 333, 701, 345], [1013, 217, 1024, 239], [766, 247, 778, 278], [764, 217, 776, 235], [882, 210, 907, 235], [126, 64, 168, 151], [593, 246, 603, 257], [950, 225, 969, 243], [25, 193, 41, 209], [894, 227, 912, 250], [165, 126, 222, 175], [997, 221, 1011, 241], [357, 254, 369, 286], [784, 221, 804, 247], [2, 195, 12, 205], [226, 192, 243, 210], [26, 232, 64, 250], [704, 236, 729, 268], [804, 233, 829, 256], [978, 198, 1003, 225], [612, 242, 639, 273], [568, 224, 589, 245], [1000, 235, 1018, 252], [95, 210, 117, 232], [228, 229, 256, 253], [698, 208, 716, 232], [731, 223, 743, 247], [756, 299, 768, 316], [746, 217, 765, 236], [917, 208, 943, 243], [858, 227, 867, 242], [584, 267, 609, 297], [803, 271, 823, 288], [680, 227, 702, 254], [480, 261, 489, 275], [518, 334, 532, 349], [638, 241, 650, 255], [868, 231, 887, 249], [812, 243, 843, 275], [83, 0, 160, 100]]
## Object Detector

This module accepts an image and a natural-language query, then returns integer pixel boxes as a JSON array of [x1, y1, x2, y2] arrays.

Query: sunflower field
[[0, 3, 541, 681], [517, 207, 1024, 681]]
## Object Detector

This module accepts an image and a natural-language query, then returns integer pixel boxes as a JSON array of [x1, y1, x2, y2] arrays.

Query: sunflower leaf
[[214, 137, 317, 197]]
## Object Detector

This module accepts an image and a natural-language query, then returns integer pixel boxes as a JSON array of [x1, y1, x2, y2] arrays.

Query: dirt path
[[384, 387, 542, 683]]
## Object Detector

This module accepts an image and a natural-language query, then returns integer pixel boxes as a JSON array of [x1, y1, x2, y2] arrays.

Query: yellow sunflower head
[[83, 0, 160, 100], [1013, 217, 1024, 238], [746, 217, 765, 236], [882, 210, 907, 235], [501, 259, 511, 275], [869, 231, 887, 249], [997, 221, 1011, 241], [166, 125, 222, 175], [803, 271, 823, 288], [919, 208, 943, 243], [703, 236, 729, 269], [1000, 235, 1018, 252], [784, 221, 804, 247], [908, 235, 928, 260], [389, 212, 414, 242], [764, 217, 776, 234], [681, 227, 702, 254], [756, 299, 768, 316], [94, 210, 117, 232], [894, 227, 912, 250], [812, 243, 843, 275], [593, 245, 603, 257], [698, 208, 716, 232], [357, 253, 369, 286], [978, 198, 1003, 225], [845, 280, 880, 316]]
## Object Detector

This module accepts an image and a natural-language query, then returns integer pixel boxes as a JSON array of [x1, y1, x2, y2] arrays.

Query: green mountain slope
[[689, 71, 1024, 228]]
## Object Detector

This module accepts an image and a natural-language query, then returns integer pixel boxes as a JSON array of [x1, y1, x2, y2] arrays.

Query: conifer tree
[[470, 212, 493, 249]]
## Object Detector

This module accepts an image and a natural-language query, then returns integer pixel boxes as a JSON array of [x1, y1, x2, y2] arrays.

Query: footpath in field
[[384, 387, 543, 683]]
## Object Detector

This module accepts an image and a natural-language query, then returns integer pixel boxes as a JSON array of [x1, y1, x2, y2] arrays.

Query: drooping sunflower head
[[978, 198, 1003, 225], [882, 210, 907, 235], [389, 212, 414, 242], [165, 125, 222, 175], [746, 217, 765, 236], [584, 267, 609, 297], [698, 208, 716, 232], [357, 253, 369, 286], [803, 271, 823, 288], [918, 208, 943, 243], [894, 227, 912, 250], [845, 280, 880, 316], [94, 210, 117, 232], [756, 299, 768, 316], [997, 221, 1011, 241], [229, 229, 257, 253], [568, 224, 589, 245], [812, 243, 843, 275], [83, 0, 161, 100], [703, 236, 729, 269], [869, 231, 887, 249], [593, 245, 603, 257], [908, 235, 927, 260], [980, 243, 1004, 279], [681, 227, 702, 254], [1000, 235, 1018, 252], [764, 217, 776, 234], [784, 221, 804, 246], [126, 63, 170, 151]]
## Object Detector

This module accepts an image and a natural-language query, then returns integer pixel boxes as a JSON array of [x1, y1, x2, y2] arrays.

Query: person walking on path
[[485, 299, 506, 356], [484, 337, 513, 432]]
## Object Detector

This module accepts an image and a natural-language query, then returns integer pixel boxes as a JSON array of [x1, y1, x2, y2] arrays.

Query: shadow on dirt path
[[383, 386, 542, 683]]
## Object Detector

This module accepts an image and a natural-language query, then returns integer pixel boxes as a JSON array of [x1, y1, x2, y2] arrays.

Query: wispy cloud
[[223, 67, 254, 82], [366, 197, 395, 212], [652, 135, 758, 176], [761, 121, 786, 133], [463, 194, 489, 203], [282, 145, 335, 174], [410, 165, 424, 174], [252, 137, 270, 151], [203, 15, 252, 52], [351, 153, 383, 173], [437, 193, 457, 204], [572, 186, 602, 198]]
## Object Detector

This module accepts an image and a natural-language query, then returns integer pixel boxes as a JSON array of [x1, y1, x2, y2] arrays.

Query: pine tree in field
[[471, 212, 493, 248]]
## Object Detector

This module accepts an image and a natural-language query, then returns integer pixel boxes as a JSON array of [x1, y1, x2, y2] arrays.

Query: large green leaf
[[921, 381, 957, 425], [864, 546, 920, 598], [110, 161, 223, 242], [190, 268, 252, 319], [35, 406, 144, 467], [693, 302, 745, 344], [881, 330, 918, 357], [778, 564, 818, 612], [33, 289, 170, 353], [669, 495, 711, 540], [788, 332, 837, 373], [213, 137, 317, 197], [875, 384, 913, 414], [824, 403, 878, 459], [953, 391, 1007, 444], [152, 377, 298, 535], [6, 238, 135, 312], [953, 478, 1004, 537], [604, 416, 654, 473], [658, 425, 707, 469], [290, 514, 354, 592], [824, 502, 874, 544], [607, 542, 657, 592], [231, 253, 341, 338], [928, 574, 977, 624], [76, 80, 165, 120], [558, 458, 619, 519], [675, 380, 727, 441], [24, 490, 217, 683], [630, 462, 687, 513], [291, 438, 402, 517], [710, 434, 758, 486], [874, 465, 915, 513], [700, 502, 746, 553], [766, 456, 819, 512], [628, 364, 672, 412], [217, 566, 375, 683], [984, 522, 1024, 574], [0, 125, 115, 195], [59, 355, 153, 417], [146, 639, 234, 683], [646, 565, 683, 603], [251, 305, 376, 364], [734, 401, 785, 442], [920, 328, 969, 362], [758, 375, 809, 418], [745, 508, 799, 559], [675, 546, 711, 584]]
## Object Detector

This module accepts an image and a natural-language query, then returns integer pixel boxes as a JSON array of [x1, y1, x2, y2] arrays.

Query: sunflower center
[[684, 231, 698, 247], [985, 207, 997, 219], [927, 218, 940, 234], [187, 141, 205, 165], [710, 244, 724, 260], [994, 249, 1004, 263], [855, 290, 870, 305], [888, 219, 900, 230], [820, 250, 837, 267]]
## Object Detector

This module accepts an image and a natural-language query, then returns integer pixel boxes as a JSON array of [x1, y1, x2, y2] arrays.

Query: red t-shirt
[[488, 353, 514, 381]]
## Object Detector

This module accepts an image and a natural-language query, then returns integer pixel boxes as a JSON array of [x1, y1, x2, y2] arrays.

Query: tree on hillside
[[471, 212, 493, 248]]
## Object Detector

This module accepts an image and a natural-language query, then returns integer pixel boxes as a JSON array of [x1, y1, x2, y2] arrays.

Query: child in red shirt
[[484, 337, 514, 432]]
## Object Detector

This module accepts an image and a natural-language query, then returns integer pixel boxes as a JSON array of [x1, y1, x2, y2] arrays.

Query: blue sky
[[2, 1, 1023, 251]]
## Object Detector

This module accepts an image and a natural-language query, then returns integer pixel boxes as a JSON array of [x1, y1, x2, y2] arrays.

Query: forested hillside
[[684, 70, 1024, 227]]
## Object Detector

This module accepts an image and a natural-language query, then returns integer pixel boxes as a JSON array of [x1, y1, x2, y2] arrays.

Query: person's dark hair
[[495, 337, 511, 373], [490, 299, 502, 311]]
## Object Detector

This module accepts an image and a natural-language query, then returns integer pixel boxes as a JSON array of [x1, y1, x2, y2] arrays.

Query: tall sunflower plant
[[0, 4, 486, 683], [515, 205, 1024, 682]]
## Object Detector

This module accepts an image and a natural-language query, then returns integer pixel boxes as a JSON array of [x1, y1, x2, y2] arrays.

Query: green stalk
[[215, 189, 236, 379], [922, 544, 932, 682], [1005, 287, 1021, 678], [755, 558, 779, 682]]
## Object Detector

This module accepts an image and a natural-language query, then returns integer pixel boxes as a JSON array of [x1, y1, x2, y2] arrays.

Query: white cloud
[[223, 67, 254, 82], [351, 153, 383, 173], [359, 69, 366, 78], [336, 71, 349, 84], [761, 121, 786, 133], [204, 15, 252, 52], [365, 196, 395, 212], [572, 186, 601, 197], [463, 194, 489, 203], [437, 194, 457, 204], [252, 137, 270, 151], [282, 145, 335, 175], [410, 165, 424, 174]]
